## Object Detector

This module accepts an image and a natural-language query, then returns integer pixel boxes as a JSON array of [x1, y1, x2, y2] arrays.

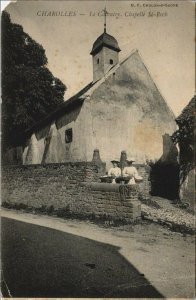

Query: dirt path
[[1, 208, 195, 298]]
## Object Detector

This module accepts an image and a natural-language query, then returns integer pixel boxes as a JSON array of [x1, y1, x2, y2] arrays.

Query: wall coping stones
[[2, 161, 106, 170]]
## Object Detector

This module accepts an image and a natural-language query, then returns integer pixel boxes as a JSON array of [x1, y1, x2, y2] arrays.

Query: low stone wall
[[82, 183, 141, 222], [2, 163, 141, 222]]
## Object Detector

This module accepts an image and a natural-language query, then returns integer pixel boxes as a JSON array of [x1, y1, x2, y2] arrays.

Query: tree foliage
[[2, 11, 66, 149], [172, 96, 195, 181]]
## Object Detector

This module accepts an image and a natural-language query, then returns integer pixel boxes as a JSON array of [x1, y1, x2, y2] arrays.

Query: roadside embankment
[[141, 197, 195, 235]]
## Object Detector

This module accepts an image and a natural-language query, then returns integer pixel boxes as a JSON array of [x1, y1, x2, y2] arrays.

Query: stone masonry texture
[[2, 162, 142, 222]]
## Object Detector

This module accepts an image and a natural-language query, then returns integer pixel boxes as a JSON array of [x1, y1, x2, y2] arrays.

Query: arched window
[[97, 58, 99, 64], [110, 59, 113, 65]]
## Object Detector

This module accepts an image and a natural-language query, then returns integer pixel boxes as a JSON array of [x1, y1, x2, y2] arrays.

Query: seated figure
[[108, 159, 121, 184], [123, 158, 143, 185]]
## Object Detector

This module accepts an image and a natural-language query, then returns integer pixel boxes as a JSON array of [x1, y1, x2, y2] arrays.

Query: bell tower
[[90, 8, 121, 82]]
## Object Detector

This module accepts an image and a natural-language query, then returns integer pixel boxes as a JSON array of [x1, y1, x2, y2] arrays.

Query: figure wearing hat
[[123, 158, 143, 185], [108, 159, 121, 184]]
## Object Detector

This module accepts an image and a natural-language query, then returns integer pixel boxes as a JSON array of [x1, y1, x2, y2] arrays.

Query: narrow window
[[110, 59, 113, 65], [65, 128, 73, 143], [97, 58, 99, 64]]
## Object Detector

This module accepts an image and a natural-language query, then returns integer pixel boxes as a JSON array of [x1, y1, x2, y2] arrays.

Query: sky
[[3, 0, 195, 116]]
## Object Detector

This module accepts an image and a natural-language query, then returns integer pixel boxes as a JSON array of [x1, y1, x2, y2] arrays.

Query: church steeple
[[90, 7, 121, 82]]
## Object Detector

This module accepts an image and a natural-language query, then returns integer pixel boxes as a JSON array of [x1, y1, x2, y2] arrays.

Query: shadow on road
[[1, 217, 163, 297]]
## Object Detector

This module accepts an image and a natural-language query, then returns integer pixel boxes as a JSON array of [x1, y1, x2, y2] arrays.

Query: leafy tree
[[1, 11, 66, 150], [172, 96, 195, 182]]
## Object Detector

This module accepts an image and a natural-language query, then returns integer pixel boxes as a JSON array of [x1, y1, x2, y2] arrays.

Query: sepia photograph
[[1, 0, 195, 298]]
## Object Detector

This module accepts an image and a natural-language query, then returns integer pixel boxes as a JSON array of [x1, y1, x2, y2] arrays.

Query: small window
[[97, 58, 99, 64], [65, 128, 73, 143], [110, 59, 113, 65]]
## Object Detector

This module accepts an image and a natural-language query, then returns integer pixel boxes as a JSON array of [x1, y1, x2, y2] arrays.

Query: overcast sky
[[4, 0, 195, 116]]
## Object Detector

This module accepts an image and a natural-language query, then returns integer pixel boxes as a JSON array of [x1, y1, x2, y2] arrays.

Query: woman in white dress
[[123, 158, 143, 185], [108, 159, 121, 184]]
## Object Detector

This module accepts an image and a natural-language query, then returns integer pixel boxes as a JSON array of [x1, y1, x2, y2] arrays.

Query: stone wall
[[79, 183, 141, 222], [2, 162, 141, 222]]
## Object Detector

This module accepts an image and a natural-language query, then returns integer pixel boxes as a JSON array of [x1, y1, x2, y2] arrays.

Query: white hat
[[126, 157, 135, 162]]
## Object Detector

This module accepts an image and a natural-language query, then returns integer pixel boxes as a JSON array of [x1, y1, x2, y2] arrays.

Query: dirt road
[[1, 209, 195, 298]]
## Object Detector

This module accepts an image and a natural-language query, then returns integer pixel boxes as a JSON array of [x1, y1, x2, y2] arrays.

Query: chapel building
[[16, 28, 176, 168]]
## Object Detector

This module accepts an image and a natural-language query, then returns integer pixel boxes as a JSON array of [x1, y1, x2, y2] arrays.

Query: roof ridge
[[24, 81, 94, 137]]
